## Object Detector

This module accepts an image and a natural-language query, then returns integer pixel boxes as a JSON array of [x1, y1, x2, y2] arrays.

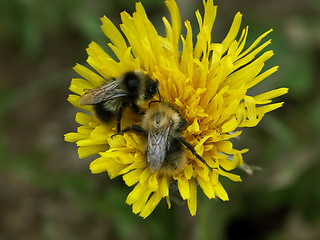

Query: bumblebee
[[114, 103, 211, 175], [79, 70, 159, 133]]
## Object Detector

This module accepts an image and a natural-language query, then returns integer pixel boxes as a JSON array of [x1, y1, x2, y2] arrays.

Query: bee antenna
[[148, 81, 162, 108], [148, 100, 163, 108], [156, 85, 161, 102]]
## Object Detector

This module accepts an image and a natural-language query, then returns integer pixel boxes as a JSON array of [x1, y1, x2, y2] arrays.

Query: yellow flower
[[65, 0, 288, 218]]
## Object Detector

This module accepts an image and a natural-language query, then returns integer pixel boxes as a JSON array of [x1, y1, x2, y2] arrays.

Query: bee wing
[[79, 80, 127, 105], [147, 123, 172, 172]]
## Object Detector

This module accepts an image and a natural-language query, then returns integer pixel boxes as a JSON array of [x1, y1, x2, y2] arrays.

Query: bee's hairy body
[[115, 103, 192, 175], [79, 70, 158, 132], [142, 104, 187, 175], [159, 137, 186, 176], [93, 99, 123, 123], [115, 103, 213, 175]]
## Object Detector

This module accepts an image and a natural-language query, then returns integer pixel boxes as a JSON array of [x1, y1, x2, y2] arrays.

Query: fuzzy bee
[[79, 70, 159, 133], [114, 103, 211, 175]]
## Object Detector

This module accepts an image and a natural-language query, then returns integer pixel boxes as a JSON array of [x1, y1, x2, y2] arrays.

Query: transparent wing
[[79, 80, 126, 105], [147, 123, 172, 172]]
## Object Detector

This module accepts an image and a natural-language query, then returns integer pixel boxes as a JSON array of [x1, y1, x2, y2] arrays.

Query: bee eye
[[144, 83, 157, 100]]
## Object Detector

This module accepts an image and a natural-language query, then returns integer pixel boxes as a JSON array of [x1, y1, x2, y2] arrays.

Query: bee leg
[[111, 125, 146, 138], [180, 138, 217, 170], [116, 103, 126, 133]]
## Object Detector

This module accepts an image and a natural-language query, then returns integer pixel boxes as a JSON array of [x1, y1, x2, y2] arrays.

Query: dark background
[[1, 0, 320, 239]]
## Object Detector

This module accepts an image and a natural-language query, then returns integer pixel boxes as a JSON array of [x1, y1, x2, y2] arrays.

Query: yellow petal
[[178, 175, 190, 200], [187, 119, 200, 133], [164, 0, 181, 53], [131, 188, 153, 214], [69, 78, 93, 95], [139, 167, 152, 183], [126, 182, 147, 205], [234, 39, 272, 71], [218, 169, 242, 182], [187, 178, 197, 216], [197, 175, 215, 199], [221, 117, 238, 133], [140, 192, 162, 218], [221, 12, 242, 54], [184, 164, 194, 180], [234, 26, 248, 58], [194, 0, 217, 58], [225, 50, 274, 89], [78, 145, 107, 159], [254, 87, 288, 103], [76, 139, 106, 147], [101, 16, 127, 55], [248, 66, 279, 90], [166, 196, 171, 209], [159, 176, 170, 197], [244, 96, 257, 121], [75, 112, 93, 125], [180, 20, 194, 77], [64, 132, 88, 142], [215, 141, 233, 154], [148, 172, 159, 191], [215, 182, 229, 201], [123, 168, 144, 186], [67, 94, 91, 112], [90, 157, 107, 174], [256, 102, 285, 115], [238, 28, 273, 59], [73, 63, 105, 86]]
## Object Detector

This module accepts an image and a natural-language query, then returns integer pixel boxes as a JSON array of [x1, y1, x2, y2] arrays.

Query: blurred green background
[[1, 0, 320, 239]]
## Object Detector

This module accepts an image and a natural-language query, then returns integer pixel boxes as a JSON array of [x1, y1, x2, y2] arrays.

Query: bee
[[79, 70, 159, 133], [114, 102, 212, 175]]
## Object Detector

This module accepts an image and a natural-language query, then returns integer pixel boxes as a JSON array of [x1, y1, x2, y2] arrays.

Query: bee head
[[142, 103, 181, 132], [144, 77, 159, 100], [151, 112, 168, 129]]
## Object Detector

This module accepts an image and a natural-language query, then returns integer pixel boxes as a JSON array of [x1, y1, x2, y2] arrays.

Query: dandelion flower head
[[65, 0, 288, 218]]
